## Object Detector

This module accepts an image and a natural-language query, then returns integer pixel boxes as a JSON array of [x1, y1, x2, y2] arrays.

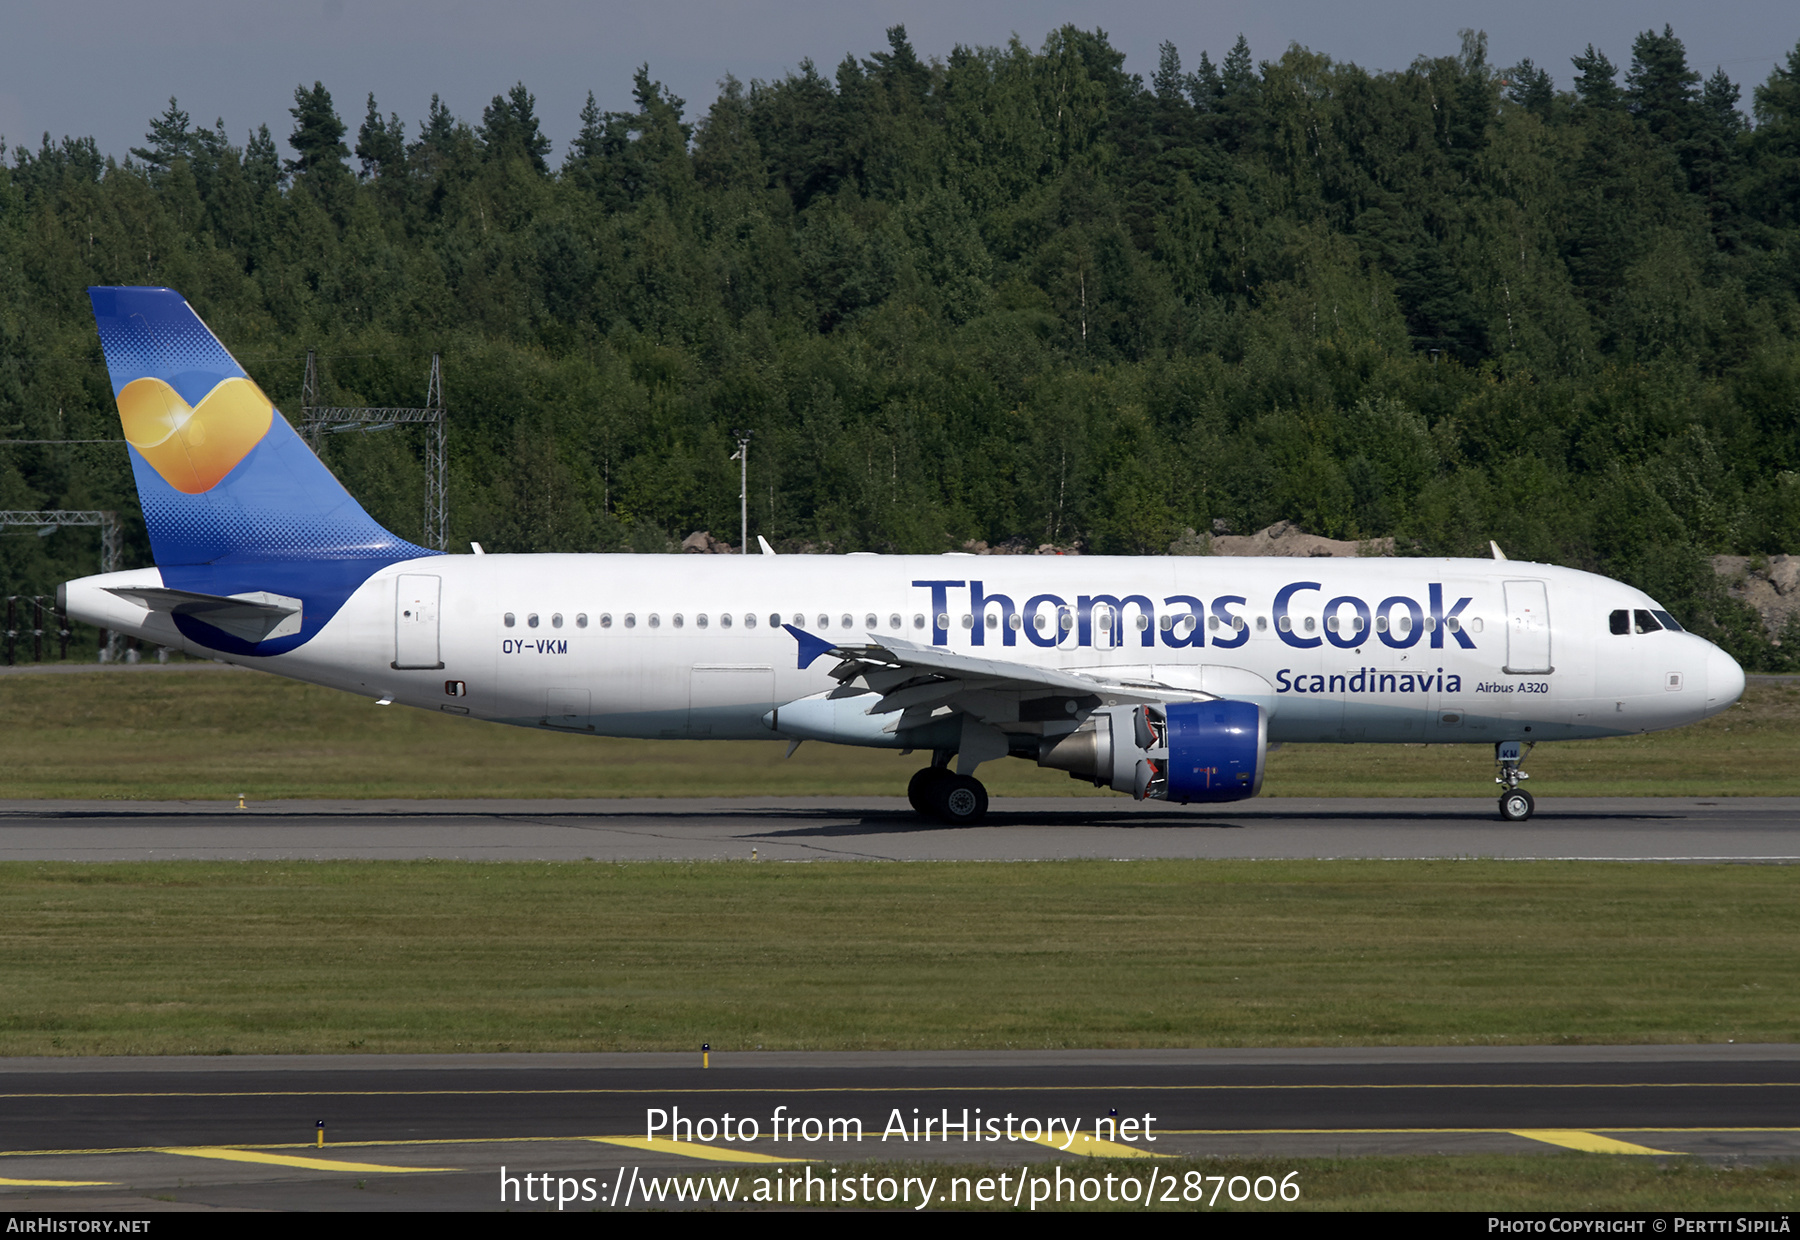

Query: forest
[[4, 25, 1800, 665]]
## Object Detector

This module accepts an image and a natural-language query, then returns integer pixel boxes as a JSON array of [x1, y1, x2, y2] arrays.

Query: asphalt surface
[[1, 796, 1797, 861], [2, 1047, 1796, 1211], [4, 795, 1793, 1210]]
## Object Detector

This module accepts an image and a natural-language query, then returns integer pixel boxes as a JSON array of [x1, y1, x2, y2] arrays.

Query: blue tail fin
[[89, 287, 436, 654]]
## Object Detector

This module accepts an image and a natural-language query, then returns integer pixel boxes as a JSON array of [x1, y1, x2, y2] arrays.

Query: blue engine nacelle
[[1132, 700, 1266, 804]]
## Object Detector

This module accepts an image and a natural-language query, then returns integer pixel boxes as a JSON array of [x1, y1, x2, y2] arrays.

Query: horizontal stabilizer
[[104, 586, 303, 645]]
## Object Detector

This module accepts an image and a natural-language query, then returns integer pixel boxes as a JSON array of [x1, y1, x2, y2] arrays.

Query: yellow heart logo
[[116, 376, 274, 494]]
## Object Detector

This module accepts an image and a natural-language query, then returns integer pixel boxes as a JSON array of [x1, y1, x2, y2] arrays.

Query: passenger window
[[1303, 616, 1315, 632], [648, 614, 661, 628], [817, 614, 829, 629], [889, 614, 902, 630], [599, 614, 612, 629], [1058, 610, 1073, 631], [793, 614, 805, 628], [1208, 615, 1219, 631], [744, 614, 757, 629], [1445, 617, 1458, 633], [1471, 617, 1483, 633], [1033, 613, 1047, 631], [696, 614, 708, 628], [673, 614, 685, 629], [624, 614, 636, 629], [1160, 615, 1173, 631], [842, 614, 854, 629], [720, 614, 732, 629], [1256, 616, 1267, 631], [1610, 610, 1630, 635], [914, 614, 925, 629], [576, 614, 588, 628], [1009, 614, 1022, 630], [1634, 609, 1661, 634], [937, 612, 950, 630], [866, 613, 878, 629], [527, 613, 540, 628], [503, 613, 515, 628], [985, 613, 998, 630], [1326, 616, 1339, 632], [551, 613, 563, 628], [1375, 615, 1389, 632]]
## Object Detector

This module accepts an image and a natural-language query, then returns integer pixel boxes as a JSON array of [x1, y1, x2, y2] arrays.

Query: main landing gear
[[907, 764, 990, 826], [1496, 740, 1536, 821]]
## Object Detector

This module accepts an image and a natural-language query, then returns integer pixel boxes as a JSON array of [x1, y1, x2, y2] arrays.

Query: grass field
[[1, 859, 1793, 1056], [1, 666, 1796, 800]]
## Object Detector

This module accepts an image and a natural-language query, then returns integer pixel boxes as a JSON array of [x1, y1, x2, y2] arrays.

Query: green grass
[[2, 860, 1794, 1056], [603, 1156, 1800, 1211], [1, 667, 1795, 800]]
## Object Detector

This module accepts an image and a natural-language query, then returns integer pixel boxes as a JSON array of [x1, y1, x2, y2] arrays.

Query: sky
[[4, 1, 1798, 165]]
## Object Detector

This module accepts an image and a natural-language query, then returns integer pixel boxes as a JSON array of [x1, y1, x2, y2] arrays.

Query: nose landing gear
[[1496, 740, 1536, 821], [906, 764, 990, 825]]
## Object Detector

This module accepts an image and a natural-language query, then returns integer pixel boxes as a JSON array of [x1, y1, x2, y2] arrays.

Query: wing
[[784, 624, 1211, 739], [105, 585, 303, 644]]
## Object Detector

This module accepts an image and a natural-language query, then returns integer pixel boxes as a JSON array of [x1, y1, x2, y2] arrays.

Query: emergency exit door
[[1503, 580, 1553, 675], [393, 574, 443, 669]]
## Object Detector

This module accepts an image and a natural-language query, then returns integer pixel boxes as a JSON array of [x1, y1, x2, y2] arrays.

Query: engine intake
[[1036, 700, 1266, 804]]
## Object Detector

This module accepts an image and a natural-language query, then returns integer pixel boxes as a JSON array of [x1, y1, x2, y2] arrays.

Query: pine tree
[[130, 98, 192, 174], [1703, 68, 1745, 140], [1153, 41, 1185, 102], [286, 82, 349, 179], [244, 124, 281, 194], [355, 93, 406, 179], [1747, 43, 1800, 227], [1505, 58, 1555, 115], [1572, 45, 1621, 109], [479, 82, 551, 173], [1221, 35, 1255, 97], [1188, 51, 1221, 111], [568, 91, 606, 166], [1625, 25, 1700, 140]]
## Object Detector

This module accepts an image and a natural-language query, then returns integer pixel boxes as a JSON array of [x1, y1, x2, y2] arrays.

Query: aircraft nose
[[1703, 641, 1745, 715]]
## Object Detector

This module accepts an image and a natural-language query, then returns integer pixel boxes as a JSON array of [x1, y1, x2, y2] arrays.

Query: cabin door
[[1504, 580, 1553, 675], [393, 574, 443, 669]]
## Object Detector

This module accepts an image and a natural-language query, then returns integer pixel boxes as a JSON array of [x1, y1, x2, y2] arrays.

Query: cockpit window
[[1609, 609, 1629, 635], [1634, 609, 1662, 634], [1651, 609, 1684, 633]]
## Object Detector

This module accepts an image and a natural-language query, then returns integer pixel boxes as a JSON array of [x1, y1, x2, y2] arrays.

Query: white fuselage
[[64, 554, 1745, 748]]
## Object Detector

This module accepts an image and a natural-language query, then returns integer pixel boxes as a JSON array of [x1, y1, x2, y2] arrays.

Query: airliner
[[61, 288, 1746, 823]]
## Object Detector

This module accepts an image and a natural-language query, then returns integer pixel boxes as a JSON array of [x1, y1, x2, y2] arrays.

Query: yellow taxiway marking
[[1509, 1131, 1680, 1155], [588, 1137, 811, 1164], [1026, 1133, 1167, 1159], [0, 1177, 115, 1187], [158, 1147, 455, 1173], [12, 1126, 1789, 1160]]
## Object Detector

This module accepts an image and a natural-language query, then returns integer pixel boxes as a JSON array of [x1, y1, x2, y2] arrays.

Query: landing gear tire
[[1499, 789, 1535, 822], [934, 774, 989, 826], [907, 767, 948, 816]]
